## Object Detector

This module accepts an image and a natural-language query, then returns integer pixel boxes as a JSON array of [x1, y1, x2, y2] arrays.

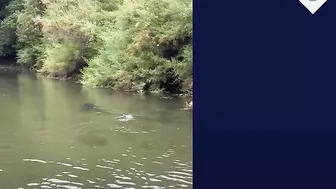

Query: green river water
[[0, 68, 192, 189]]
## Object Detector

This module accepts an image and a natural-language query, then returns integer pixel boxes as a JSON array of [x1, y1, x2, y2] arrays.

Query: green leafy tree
[[82, 0, 192, 94], [0, 0, 23, 57], [16, 0, 45, 67], [0, 0, 192, 95]]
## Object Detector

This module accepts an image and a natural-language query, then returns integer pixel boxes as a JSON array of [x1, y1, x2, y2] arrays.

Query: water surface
[[0, 70, 192, 189]]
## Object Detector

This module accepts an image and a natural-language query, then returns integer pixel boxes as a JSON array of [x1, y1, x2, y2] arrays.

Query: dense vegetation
[[0, 0, 192, 95]]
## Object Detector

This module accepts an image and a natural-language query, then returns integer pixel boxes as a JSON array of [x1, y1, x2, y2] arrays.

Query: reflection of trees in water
[[0, 72, 193, 189], [0, 71, 21, 127], [18, 73, 47, 131], [38, 76, 99, 123], [0, 71, 25, 183], [82, 87, 191, 126]]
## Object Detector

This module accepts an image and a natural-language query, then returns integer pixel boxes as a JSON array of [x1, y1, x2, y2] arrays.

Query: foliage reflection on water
[[0, 71, 192, 188]]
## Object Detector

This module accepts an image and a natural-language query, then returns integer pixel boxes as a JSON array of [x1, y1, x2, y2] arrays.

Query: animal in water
[[81, 103, 95, 110], [118, 114, 134, 122], [80, 103, 110, 114], [80, 103, 136, 121]]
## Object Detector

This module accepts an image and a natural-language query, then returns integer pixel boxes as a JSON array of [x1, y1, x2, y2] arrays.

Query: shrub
[[37, 0, 119, 77], [0, 0, 192, 95], [15, 0, 45, 67], [82, 0, 192, 93]]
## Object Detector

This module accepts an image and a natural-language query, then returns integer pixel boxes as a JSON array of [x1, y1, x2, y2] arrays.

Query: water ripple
[[23, 158, 47, 164], [18, 129, 192, 189]]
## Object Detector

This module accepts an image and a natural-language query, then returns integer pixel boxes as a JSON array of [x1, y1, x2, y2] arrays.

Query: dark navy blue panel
[[194, 0, 336, 188]]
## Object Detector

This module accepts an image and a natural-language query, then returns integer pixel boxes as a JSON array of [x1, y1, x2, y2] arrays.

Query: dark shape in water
[[80, 103, 110, 114], [77, 134, 108, 147], [81, 103, 95, 110]]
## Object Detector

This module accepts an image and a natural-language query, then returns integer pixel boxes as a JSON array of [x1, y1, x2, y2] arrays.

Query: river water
[[0, 69, 192, 189]]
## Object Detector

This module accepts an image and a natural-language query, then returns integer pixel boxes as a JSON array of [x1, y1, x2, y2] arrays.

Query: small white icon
[[299, 0, 327, 14]]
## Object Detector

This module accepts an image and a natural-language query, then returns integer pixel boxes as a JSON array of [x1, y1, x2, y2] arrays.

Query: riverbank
[[0, 55, 192, 110], [0, 58, 26, 72], [0, 0, 192, 96], [0, 64, 22, 72]]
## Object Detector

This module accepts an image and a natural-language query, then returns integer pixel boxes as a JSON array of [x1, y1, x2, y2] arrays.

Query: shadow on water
[[0, 56, 17, 65]]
